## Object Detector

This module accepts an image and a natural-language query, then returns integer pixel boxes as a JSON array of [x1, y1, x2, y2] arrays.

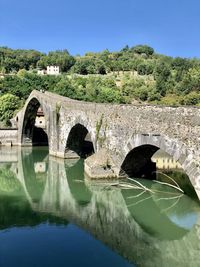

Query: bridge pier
[[49, 150, 65, 158], [84, 148, 120, 179]]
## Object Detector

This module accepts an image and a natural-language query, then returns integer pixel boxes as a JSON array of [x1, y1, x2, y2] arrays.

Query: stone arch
[[20, 96, 49, 146], [119, 133, 200, 196], [65, 123, 95, 158], [121, 144, 159, 179]]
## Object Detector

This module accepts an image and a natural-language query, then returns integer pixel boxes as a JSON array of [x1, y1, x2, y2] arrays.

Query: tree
[[137, 62, 154, 75], [132, 45, 154, 56], [0, 47, 44, 72], [71, 58, 92, 75], [97, 87, 124, 103], [171, 57, 191, 71], [181, 92, 200, 105], [120, 45, 129, 52], [0, 94, 23, 125], [37, 50, 75, 72], [95, 60, 106, 74], [176, 68, 200, 94], [154, 62, 172, 96], [53, 78, 76, 98]]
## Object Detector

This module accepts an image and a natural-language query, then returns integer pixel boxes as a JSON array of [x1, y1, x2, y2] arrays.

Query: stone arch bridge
[[15, 90, 200, 199]]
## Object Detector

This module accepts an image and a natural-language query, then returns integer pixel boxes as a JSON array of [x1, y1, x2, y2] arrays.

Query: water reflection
[[0, 147, 199, 267], [152, 149, 197, 199]]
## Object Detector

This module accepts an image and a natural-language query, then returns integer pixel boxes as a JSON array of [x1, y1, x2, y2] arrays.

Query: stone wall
[[0, 129, 18, 146]]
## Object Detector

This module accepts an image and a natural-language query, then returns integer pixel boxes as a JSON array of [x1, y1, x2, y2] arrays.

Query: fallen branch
[[127, 195, 152, 207], [154, 194, 183, 201], [127, 190, 146, 199], [127, 177, 154, 193], [153, 180, 184, 193], [154, 171, 181, 189], [162, 196, 182, 213]]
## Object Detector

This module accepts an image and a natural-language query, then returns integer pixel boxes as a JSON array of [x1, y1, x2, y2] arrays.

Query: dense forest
[[1, 45, 200, 125]]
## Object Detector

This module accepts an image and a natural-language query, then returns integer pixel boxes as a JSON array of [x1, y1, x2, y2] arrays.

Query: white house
[[152, 150, 182, 170], [35, 107, 46, 128], [37, 66, 60, 75], [47, 65, 60, 75], [37, 69, 46, 75]]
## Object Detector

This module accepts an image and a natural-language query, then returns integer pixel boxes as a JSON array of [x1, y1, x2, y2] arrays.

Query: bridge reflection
[[0, 147, 200, 267]]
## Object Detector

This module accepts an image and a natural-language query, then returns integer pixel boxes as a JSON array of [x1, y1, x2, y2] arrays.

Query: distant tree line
[[1, 45, 200, 125]]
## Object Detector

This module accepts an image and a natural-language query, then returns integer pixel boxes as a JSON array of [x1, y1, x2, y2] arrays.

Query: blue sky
[[1, 0, 200, 57]]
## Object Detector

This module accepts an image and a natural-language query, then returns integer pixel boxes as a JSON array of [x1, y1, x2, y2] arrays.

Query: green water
[[0, 147, 199, 267]]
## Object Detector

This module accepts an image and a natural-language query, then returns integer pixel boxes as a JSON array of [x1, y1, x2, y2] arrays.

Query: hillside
[[1, 45, 200, 125]]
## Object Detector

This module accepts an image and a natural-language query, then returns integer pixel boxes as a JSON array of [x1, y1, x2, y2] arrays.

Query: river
[[0, 147, 199, 267]]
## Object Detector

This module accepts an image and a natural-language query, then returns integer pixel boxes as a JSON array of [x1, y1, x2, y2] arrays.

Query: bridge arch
[[120, 144, 159, 179], [65, 122, 95, 158], [119, 133, 199, 195], [20, 96, 49, 146]]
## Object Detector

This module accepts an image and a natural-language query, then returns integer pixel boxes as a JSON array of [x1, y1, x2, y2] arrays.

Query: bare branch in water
[[153, 180, 184, 193], [127, 177, 154, 193], [153, 171, 181, 189]]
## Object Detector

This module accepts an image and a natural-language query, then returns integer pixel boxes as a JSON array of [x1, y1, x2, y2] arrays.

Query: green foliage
[[0, 72, 62, 98], [131, 45, 154, 56], [0, 94, 23, 125], [171, 57, 192, 71], [37, 50, 75, 72], [97, 87, 124, 103], [96, 114, 104, 142], [137, 62, 154, 75], [71, 58, 93, 75], [132, 86, 149, 101], [71, 57, 106, 75], [148, 89, 161, 102], [180, 92, 200, 105], [176, 68, 200, 94], [153, 94, 183, 106], [154, 62, 173, 96], [0, 47, 43, 73], [1, 44, 200, 118], [53, 77, 76, 98]]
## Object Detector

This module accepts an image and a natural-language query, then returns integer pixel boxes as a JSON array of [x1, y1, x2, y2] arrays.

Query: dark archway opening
[[120, 145, 159, 180], [65, 124, 94, 158], [120, 144, 198, 198], [32, 127, 48, 146], [22, 98, 48, 147]]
